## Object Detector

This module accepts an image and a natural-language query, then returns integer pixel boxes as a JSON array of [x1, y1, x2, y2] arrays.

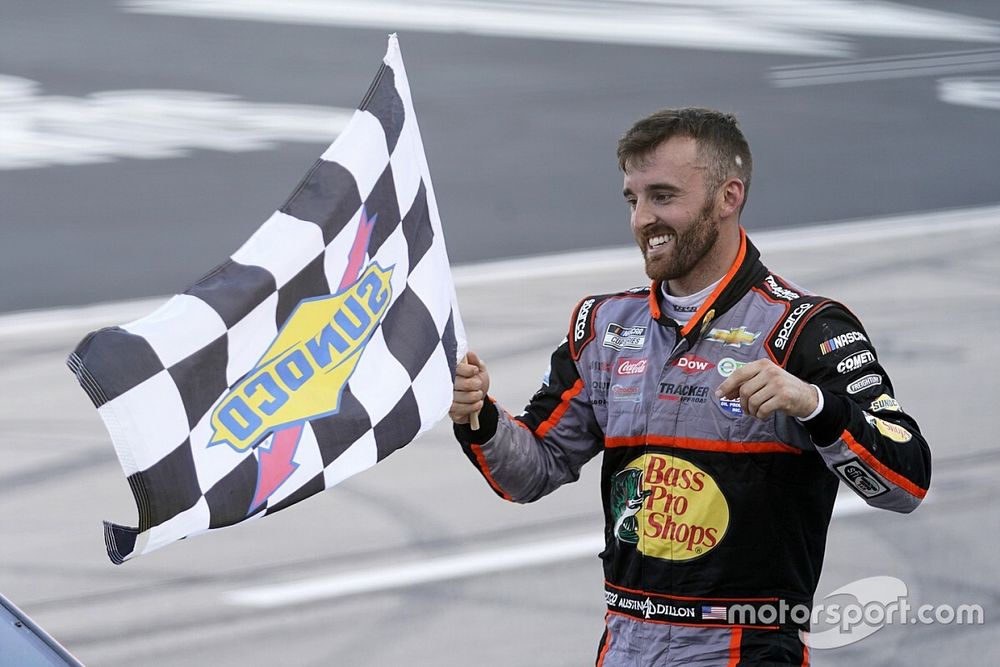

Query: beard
[[640, 197, 720, 283]]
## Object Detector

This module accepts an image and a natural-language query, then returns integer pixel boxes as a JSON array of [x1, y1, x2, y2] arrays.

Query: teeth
[[648, 234, 673, 248]]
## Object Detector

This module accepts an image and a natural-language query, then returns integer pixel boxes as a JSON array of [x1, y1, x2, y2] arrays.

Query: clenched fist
[[450, 351, 490, 425]]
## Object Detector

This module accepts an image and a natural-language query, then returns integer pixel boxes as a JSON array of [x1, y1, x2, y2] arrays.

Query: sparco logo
[[671, 354, 715, 374], [574, 298, 595, 342], [774, 303, 814, 350], [617, 359, 648, 376], [764, 275, 800, 301], [838, 350, 875, 374]]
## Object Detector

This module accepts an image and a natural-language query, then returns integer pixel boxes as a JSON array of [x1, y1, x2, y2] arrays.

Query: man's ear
[[718, 178, 745, 217]]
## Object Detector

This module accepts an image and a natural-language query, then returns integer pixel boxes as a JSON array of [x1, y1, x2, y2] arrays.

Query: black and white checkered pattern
[[67, 36, 467, 563]]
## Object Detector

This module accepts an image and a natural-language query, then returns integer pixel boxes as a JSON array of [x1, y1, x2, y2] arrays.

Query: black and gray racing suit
[[454, 230, 930, 666]]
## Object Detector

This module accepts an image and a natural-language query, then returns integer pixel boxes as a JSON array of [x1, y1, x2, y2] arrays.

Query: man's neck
[[661, 278, 722, 325]]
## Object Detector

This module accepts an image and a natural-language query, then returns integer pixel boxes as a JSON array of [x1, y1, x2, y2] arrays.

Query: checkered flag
[[68, 35, 467, 563]]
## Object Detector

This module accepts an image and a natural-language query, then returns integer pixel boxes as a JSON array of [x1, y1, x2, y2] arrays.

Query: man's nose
[[632, 199, 656, 229]]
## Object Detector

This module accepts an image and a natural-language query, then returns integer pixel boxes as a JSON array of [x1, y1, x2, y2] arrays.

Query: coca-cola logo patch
[[616, 358, 648, 376]]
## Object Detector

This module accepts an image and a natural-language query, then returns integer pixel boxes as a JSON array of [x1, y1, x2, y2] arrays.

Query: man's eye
[[654, 193, 674, 203], [625, 199, 637, 209]]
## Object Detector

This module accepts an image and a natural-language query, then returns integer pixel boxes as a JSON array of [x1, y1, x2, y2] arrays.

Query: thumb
[[466, 350, 488, 373]]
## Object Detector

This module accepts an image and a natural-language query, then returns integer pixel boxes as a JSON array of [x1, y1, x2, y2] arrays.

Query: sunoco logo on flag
[[210, 212, 391, 454], [67, 35, 466, 563]]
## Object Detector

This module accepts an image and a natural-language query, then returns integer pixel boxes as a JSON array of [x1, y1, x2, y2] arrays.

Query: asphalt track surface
[[2, 0, 1000, 313], [1, 214, 999, 666], [2, 2, 1000, 666]]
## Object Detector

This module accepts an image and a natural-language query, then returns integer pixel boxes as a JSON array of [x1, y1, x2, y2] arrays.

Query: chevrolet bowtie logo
[[706, 326, 759, 348]]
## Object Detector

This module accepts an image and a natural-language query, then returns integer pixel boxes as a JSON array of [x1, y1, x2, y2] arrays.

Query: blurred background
[[1, 1, 998, 665]]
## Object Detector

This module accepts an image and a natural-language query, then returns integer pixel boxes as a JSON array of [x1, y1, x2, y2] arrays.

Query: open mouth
[[646, 233, 675, 251]]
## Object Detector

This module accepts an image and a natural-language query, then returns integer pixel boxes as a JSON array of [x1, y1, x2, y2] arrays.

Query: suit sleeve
[[453, 335, 605, 503], [786, 305, 931, 513]]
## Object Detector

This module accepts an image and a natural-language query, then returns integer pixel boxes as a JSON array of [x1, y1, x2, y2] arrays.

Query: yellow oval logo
[[612, 453, 729, 561]]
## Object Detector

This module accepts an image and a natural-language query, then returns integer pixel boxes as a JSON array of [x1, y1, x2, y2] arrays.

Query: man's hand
[[716, 359, 818, 420], [450, 351, 490, 424]]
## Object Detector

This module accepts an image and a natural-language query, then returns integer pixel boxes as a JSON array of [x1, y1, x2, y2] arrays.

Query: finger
[[716, 363, 761, 399], [736, 372, 772, 414], [455, 362, 480, 378], [452, 389, 484, 405], [449, 399, 484, 422], [455, 374, 485, 392], [752, 394, 786, 420], [745, 384, 779, 419], [466, 351, 488, 374]]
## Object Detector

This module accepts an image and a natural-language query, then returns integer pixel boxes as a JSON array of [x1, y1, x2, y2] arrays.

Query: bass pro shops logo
[[609, 454, 729, 561], [209, 207, 392, 512], [610, 468, 652, 544]]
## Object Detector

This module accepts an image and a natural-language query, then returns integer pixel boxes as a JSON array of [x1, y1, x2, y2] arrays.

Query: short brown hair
[[617, 107, 752, 207]]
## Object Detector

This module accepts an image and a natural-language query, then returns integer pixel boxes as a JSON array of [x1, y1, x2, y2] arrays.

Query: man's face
[[623, 136, 721, 284]]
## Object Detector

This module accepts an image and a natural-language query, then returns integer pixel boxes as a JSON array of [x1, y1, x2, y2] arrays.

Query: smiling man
[[450, 108, 931, 666]]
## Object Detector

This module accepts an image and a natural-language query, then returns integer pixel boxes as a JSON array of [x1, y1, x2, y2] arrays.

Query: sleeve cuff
[[453, 398, 500, 443], [799, 386, 851, 447]]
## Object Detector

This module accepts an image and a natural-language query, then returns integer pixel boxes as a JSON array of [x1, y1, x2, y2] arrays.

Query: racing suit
[[454, 229, 931, 666]]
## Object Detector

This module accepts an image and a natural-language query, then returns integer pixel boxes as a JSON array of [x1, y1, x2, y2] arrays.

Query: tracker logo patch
[[834, 459, 889, 498], [657, 382, 710, 403], [604, 323, 646, 351]]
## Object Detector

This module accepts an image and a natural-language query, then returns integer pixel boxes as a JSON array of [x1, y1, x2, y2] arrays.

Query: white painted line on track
[[223, 492, 874, 608], [770, 48, 1000, 87], [3, 203, 999, 340], [454, 202, 1000, 286], [122, 0, 1000, 58], [123, 0, 846, 57], [224, 532, 605, 608]]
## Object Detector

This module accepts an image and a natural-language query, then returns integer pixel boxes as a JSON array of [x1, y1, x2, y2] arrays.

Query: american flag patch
[[701, 605, 728, 621]]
